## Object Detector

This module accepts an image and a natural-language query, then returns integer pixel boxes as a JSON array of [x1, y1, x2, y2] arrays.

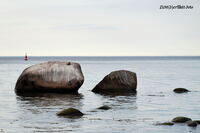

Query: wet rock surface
[[15, 61, 84, 94], [92, 70, 137, 94]]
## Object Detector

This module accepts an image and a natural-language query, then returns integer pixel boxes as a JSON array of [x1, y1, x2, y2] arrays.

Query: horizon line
[[0, 55, 200, 57]]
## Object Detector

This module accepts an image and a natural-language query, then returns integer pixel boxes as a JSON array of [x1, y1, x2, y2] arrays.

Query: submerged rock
[[156, 122, 174, 126], [172, 116, 192, 123], [57, 108, 84, 117], [173, 88, 189, 93], [15, 61, 84, 94], [97, 105, 111, 110], [92, 70, 137, 94], [187, 121, 198, 127]]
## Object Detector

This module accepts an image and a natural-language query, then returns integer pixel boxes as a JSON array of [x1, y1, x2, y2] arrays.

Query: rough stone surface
[[92, 70, 137, 94], [187, 121, 198, 127], [57, 108, 84, 117], [173, 88, 189, 93], [15, 61, 84, 94], [172, 117, 192, 123]]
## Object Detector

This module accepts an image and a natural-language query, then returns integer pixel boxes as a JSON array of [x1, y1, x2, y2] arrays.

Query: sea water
[[0, 56, 200, 133]]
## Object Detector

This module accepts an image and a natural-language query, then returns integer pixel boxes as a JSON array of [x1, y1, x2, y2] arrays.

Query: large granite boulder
[[15, 61, 84, 94], [92, 70, 137, 94]]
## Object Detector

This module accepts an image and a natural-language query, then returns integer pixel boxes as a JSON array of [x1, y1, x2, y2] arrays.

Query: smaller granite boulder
[[173, 88, 189, 93], [187, 121, 198, 127], [97, 105, 111, 110], [172, 116, 191, 123], [57, 108, 84, 118], [92, 70, 137, 94]]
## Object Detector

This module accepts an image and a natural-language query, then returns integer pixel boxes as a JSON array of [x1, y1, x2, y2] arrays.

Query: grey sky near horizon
[[0, 0, 199, 56]]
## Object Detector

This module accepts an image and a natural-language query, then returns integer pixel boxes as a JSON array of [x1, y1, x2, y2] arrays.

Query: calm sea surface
[[0, 56, 200, 133]]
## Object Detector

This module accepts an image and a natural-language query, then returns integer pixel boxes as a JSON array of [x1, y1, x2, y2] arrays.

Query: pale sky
[[0, 0, 199, 56]]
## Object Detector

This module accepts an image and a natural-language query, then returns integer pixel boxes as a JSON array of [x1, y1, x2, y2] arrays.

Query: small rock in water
[[173, 88, 189, 93], [98, 105, 111, 110], [156, 122, 174, 126], [193, 120, 200, 124], [187, 121, 198, 127], [172, 116, 192, 123], [57, 108, 84, 118]]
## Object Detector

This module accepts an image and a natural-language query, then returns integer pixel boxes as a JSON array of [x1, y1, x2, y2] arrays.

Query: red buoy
[[24, 53, 28, 61]]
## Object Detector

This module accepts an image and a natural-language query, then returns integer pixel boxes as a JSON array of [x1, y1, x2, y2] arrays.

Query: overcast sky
[[0, 0, 199, 56]]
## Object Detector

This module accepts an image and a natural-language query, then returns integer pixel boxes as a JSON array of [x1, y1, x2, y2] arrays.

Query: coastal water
[[0, 56, 200, 133]]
